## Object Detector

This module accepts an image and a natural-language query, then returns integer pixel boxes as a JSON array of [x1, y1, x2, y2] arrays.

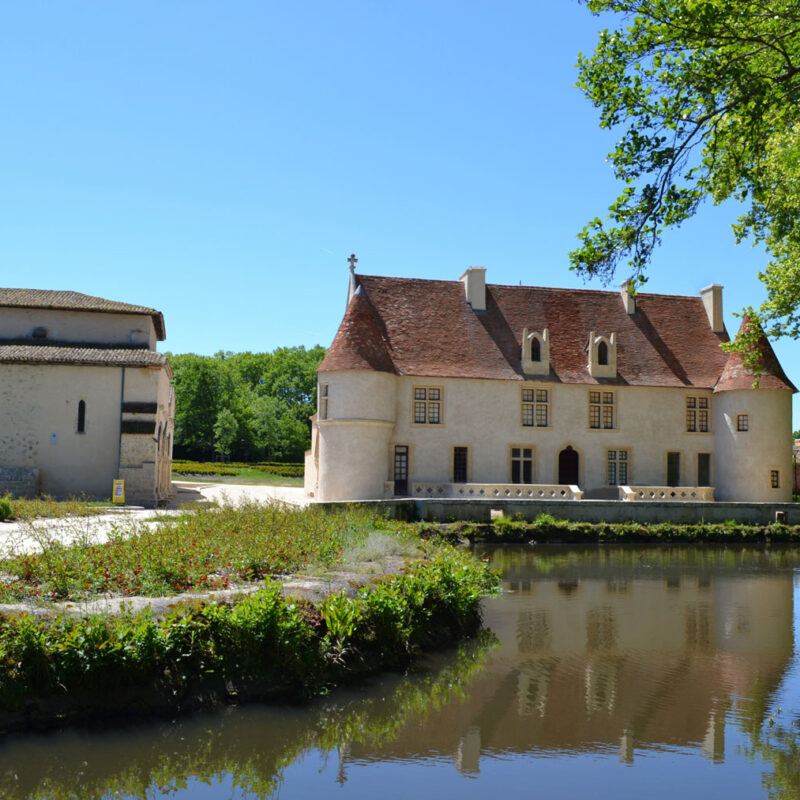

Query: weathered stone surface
[[0, 465, 39, 497]]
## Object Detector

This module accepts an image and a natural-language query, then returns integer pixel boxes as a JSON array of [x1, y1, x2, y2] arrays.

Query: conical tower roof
[[317, 282, 395, 374], [714, 319, 796, 393]]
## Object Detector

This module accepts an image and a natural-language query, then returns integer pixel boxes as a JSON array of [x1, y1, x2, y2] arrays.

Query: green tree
[[213, 408, 239, 458], [572, 0, 800, 354]]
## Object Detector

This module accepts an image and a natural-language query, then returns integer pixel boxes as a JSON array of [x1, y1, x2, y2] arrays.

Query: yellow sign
[[112, 480, 125, 504]]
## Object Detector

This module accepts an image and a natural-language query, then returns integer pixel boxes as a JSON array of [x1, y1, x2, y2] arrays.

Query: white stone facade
[[307, 269, 796, 505], [0, 290, 174, 506]]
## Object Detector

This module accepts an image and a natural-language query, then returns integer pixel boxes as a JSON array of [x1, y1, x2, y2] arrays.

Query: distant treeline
[[168, 346, 326, 463]]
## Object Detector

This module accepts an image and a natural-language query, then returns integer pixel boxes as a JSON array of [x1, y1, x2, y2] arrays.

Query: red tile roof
[[0, 289, 166, 340], [714, 319, 796, 392], [318, 274, 792, 391]]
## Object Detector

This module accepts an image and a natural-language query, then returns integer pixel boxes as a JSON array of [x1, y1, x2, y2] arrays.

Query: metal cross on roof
[[348, 253, 358, 272]]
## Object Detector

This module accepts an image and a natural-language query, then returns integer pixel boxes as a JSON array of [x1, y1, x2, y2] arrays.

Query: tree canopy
[[572, 0, 800, 348], [168, 345, 326, 462]]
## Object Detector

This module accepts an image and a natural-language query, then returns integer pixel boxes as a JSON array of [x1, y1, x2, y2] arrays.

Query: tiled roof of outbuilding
[[0, 289, 166, 340], [318, 274, 792, 391], [0, 344, 168, 368]]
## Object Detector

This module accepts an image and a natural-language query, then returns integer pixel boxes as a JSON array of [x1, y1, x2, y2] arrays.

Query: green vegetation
[[0, 495, 105, 522], [0, 503, 374, 602], [425, 515, 800, 543], [573, 1, 800, 363], [0, 552, 498, 719], [172, 460, 304, 479], [169, 346, 325, 463], [0, 503, 498, 723], [0, 632, 496, 799]]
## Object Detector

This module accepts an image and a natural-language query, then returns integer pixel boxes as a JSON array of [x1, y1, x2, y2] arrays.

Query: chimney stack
[[620, 279, 636, 314], [700, 284, 725, 333], [460, 267, 486, 312]]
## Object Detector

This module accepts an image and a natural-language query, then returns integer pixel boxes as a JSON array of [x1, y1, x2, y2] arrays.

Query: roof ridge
[[358, 273, 703, 301]]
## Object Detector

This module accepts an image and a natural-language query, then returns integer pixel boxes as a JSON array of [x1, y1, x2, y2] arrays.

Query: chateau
[[0, 289, 174, 506], [306, 264, 795, 504]]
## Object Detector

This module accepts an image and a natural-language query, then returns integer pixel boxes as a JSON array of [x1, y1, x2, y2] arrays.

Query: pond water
[[3, 545, 800, 800]]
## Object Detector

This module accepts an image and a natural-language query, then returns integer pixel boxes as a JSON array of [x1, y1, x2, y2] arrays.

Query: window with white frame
[[607, 449, 629, 485], [686, 396, 710, 432], [413, 387, 442, 424], [589, 391, 615, 429], [521, 388, 549, 427]]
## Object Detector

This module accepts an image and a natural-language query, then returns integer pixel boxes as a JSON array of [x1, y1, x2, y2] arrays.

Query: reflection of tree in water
[[742, 708, 800, 800], [0, 634, 497, 800]]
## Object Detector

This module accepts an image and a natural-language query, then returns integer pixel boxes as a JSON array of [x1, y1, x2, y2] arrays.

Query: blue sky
[[4, 1, 798, 424]]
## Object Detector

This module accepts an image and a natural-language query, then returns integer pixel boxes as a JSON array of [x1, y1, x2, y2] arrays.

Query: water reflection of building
[[347, 552, 794, 773]]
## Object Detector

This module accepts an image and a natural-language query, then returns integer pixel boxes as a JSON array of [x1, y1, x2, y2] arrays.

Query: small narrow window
[[77, 400, 86, 434], [771, 469, 780, 489], [737, 414, 749, 432], [597, 340, 609, 366], [453, 446, 468, 483], [319, 383, 329, 420], [530, 337, 541, 362]]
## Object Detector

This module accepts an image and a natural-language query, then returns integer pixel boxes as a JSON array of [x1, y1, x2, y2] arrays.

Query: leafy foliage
[[0, 502, 369, 602], [573, 0, 800, 353], [0, 547, 499, 716], [169, 345, 326, 462]]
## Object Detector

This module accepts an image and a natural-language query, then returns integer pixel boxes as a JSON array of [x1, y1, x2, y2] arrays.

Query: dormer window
[[588, 331, 617, 378], [522, 328, 549, 375]]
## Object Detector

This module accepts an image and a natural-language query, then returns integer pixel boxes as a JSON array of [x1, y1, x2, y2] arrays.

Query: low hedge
[[0, 550, 498, 726], [422, 515, 800, 543], [171, 461, 304, 477]]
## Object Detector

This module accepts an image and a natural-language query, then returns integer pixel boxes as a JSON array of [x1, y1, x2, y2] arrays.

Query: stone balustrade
[[412, 482, 584, 500], [619, 485, 715, 502]]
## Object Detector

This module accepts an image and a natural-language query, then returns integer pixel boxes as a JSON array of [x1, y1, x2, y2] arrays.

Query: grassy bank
[[425, 514, 800, 543], [0, 504, 498, 727]]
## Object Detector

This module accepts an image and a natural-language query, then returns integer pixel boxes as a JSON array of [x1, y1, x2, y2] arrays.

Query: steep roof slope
[[714, 319, 796, 392], [319, 274, 739, 388], [0, 289, 166, 340], [319, 285, 395, 373]]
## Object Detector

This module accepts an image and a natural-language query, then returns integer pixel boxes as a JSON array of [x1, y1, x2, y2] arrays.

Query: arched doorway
[[558, 446, 579, 485]]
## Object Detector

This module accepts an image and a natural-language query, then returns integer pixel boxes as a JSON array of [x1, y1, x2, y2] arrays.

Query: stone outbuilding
[[0, 289, 174, 506], [306, 264, 796, 503]]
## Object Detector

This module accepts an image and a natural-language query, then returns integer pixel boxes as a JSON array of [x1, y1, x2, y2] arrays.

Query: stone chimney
[[620, 279, 636, 314], [460, 267, 486, 312], [700, 284, 724, 333]]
